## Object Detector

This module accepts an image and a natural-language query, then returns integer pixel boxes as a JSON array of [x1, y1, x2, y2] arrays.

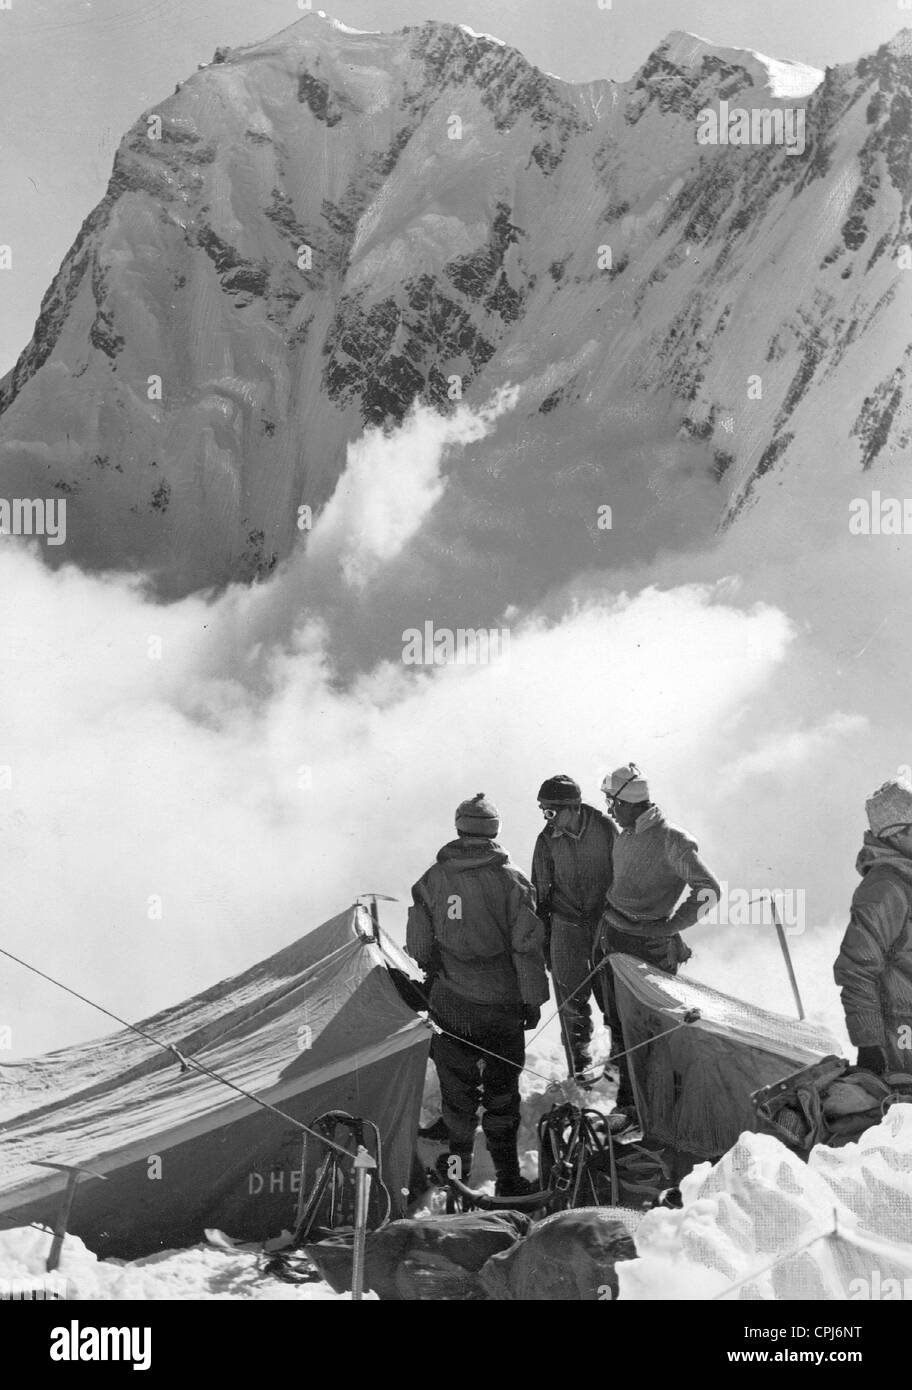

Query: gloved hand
[[523, 1004, 541, 1030], [856, 1045, 886, 1074]]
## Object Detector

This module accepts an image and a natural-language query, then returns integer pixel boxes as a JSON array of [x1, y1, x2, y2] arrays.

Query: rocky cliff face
[[1, 16, 909, 593]]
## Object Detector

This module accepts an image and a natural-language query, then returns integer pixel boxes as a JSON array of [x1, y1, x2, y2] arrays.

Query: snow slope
[[0, 15, 908, 594], [658, 30, 823, 98]]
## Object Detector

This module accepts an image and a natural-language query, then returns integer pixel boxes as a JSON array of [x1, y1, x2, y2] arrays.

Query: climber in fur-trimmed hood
[[834, 779, 912, 1076]]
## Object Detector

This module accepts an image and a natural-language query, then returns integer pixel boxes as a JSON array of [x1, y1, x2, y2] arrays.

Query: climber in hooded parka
[[406, 793, 548, 1197], [834, 778, 912, 1077]]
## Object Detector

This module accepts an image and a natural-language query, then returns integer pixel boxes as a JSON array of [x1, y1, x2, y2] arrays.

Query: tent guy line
[[0, 941, 358, 1161], [408, 954, 700, 1085], [711, 1216, 838, 1300]]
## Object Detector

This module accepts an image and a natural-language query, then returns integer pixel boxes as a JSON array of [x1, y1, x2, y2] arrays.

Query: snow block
[[619, 1104, 912, 1299]]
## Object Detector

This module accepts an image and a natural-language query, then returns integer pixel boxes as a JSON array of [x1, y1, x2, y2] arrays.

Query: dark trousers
[[551, 915, 600, 1075], [431, 1025, 524, 1181]]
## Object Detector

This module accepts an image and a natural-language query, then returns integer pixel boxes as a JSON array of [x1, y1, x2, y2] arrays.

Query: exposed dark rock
[[712, 449, 734, 480], [852, 368, 905, 468], [151, 479, 171, 512], [297, 69, 343, 126]]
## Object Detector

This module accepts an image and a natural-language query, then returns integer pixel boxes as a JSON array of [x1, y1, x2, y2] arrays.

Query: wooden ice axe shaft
[[771, 900, 805, 1020], [350, 1145, 376, 1301], [33, 1160, 108, 1273]]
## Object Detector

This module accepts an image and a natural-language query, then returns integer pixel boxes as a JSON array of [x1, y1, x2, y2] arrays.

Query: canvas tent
[[0, 905, 431, 1259], [611, 955, 842, 1160]]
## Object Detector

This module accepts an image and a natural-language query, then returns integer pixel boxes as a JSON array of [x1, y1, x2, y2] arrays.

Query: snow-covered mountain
[[0, 15, 909, 594]]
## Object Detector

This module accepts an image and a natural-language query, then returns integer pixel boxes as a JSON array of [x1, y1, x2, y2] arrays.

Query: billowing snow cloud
[[304, 387, 518, 589], [0, 394, 897, 1068], [0, 539, 805, 1059], [719, 712, 869, 793]]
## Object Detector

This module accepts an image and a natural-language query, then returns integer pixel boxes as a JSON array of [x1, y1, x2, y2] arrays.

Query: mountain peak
[[456, 23, 508, 48], [0, 14, 902, 595], [648, 29, 823, 98], [884, 27, 912, 56]]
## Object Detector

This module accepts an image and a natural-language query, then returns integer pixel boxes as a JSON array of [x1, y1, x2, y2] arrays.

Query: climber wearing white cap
[[834, 778, 912, 1077], [597, 763, 721, 1113]]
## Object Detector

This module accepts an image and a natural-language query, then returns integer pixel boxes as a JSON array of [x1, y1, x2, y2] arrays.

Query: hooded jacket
[[531, 803, 616, 945], [603, 805, 720, 937], [406, 837, 548, 1037], [834, 832, 912, 1070]]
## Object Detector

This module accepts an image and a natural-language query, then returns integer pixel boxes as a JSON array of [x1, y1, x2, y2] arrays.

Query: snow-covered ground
[[6, 1039, 912, 1301], [0, 1224, 366, 1300]]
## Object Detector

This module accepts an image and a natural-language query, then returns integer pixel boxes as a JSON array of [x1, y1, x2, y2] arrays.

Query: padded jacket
[[834, 834, 912, 1072], [407, 837, 548, 1036]]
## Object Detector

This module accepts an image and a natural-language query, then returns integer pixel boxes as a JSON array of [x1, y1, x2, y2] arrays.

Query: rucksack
[[537, 1103, 673, 1210]]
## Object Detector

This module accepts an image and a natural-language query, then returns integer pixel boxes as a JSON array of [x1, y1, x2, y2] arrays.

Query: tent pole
[[351, 1146, 376, 1301]]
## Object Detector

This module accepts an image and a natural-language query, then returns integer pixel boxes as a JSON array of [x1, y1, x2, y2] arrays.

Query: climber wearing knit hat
[[406, 793, 548, 1198], [834, 778, 912, 1077], [453, 791, 502, 838], [531, 775, 616, 1083], [597, 763, 721, 1114]]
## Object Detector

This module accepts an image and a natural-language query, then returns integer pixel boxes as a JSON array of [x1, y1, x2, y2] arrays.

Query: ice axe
[[351, 1145, 376, 1302], [749, 894, 805, 1020], [33, 1160, 108, 1272], [356, 893, 398, 939]]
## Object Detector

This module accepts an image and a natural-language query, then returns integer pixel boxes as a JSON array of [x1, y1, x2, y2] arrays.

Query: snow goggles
[[604, 763, 642, 805]]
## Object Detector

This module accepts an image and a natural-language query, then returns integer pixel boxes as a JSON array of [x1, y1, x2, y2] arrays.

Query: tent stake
[[351, 1146, 376, 1301]]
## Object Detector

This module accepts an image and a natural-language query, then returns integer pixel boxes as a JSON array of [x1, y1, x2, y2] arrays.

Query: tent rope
[[711, 1217, 838, 1299], [428, 1015, 695, 1083], [0, 943, 363, 1160], [2, 925, 687, 1172], [524, 952, 612, 1053], [402, 967, 693, 1086]]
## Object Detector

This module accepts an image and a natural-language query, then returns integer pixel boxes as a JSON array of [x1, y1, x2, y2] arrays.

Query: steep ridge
[[0, 15, 909, 594]]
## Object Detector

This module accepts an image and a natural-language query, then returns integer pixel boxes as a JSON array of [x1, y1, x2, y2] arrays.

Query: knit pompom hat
[[866, 779, 912, 837], [455, 792, 501, 837]]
